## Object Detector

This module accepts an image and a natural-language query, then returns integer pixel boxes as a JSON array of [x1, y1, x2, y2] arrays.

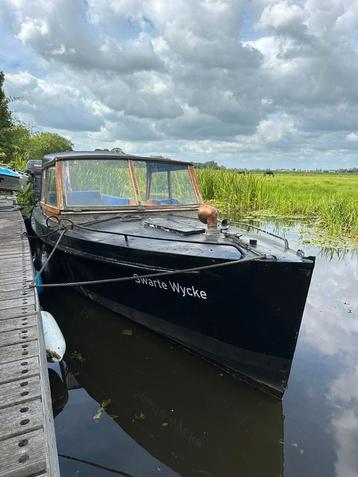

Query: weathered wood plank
[[0, 375, 41, 410], [0, 237, 25, 245], [0, 264, 33, 275], [0, 296, 36, 311], [0, 428, 46, 477], [0, 258, 33, 269], [37, 308, 61, 477], [0, 340, 39, 364], [0, 315, 37, 333], [0, 251, 32, 261], [0, 398, 43, 441], [0, 200, 60, 476], [0, 326, 37, 348], [0, 282, 32, 293], [0, 288, 35, 302], [0, 305, 36, 321], [0, 247, 25, 255], [0, 357, 39, 385]]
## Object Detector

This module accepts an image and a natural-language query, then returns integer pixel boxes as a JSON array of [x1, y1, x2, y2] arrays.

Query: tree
[[7, 124, 31, 169], [29, 132, 73, 160], [193, 161, 223, 170], [0, 71, 13, 161], [0, 72, 74, 167], [0, 71, 11, 131]]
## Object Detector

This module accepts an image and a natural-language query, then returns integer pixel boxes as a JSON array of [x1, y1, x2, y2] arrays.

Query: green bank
[[197, 170, 358, 246]]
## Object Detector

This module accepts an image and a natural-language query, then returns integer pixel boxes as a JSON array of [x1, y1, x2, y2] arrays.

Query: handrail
[[231, 220, 289, 250], [75, 222, 246, 254], [43, 214, 247, 255]]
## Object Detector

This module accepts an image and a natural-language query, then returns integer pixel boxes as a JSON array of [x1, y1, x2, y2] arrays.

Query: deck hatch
[[143, 217, 205, 235]]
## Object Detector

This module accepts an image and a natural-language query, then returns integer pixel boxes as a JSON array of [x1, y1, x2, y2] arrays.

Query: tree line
[[194, 161, 358, 173], [0, 71, 73, 169]]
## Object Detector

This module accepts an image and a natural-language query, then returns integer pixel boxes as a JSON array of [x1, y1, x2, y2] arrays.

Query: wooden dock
[[0, 196, 60, 477]]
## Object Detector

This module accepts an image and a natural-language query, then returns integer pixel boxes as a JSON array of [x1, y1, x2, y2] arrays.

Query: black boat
[[31, 151, 315, 396]]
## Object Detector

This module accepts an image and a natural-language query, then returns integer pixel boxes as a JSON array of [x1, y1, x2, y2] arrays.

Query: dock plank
[[0, 315, 37, 333], [0, 428, 46, 477], [0, 327, 37, 347], [0, 197, 60, 477], [0, 296, 36, 311], [0, 288, 35, 302], [0, 399, 43, 441], [0, 375, 41, 410], [0, 280, 32, 292], [0, 340, 39, 364], [0, 305, 37, 321], [0, 357, 39, 385]]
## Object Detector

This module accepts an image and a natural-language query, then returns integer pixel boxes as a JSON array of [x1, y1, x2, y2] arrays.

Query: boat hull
[[36, 235, 314, 396], [0, 173, 21, 191]]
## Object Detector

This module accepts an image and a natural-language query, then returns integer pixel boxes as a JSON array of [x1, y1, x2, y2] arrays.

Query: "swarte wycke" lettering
[[133, 274, 207, 300]]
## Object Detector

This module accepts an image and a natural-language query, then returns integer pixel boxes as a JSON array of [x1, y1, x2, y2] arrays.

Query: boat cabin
[[40, 152, 202, 214]]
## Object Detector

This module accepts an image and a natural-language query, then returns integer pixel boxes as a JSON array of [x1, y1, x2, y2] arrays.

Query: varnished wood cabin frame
[[40, 158, 203, 215]]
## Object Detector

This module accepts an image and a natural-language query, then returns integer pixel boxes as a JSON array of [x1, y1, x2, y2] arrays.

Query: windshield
[[63, 159, 199, 208], [134, 161, 198, 205]]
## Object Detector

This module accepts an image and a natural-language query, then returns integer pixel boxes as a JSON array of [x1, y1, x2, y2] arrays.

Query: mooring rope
[[31, 255, 261, 289], [30, 215, 268, 289], [33, 228, 67, 283]]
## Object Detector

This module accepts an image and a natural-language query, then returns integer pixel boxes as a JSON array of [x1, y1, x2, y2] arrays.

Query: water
[[40, 223, 358, 477]]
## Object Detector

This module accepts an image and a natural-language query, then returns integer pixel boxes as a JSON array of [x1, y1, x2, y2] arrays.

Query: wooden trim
[[188, 165, 203, 203], [167, 171, 172, 199], [128, 160, 140, 204], [146, 170, 151, 201], [56, 162, 64, 210], [61, 205, 199, 214], [40, 202, 61, 216], [41, 165, 61, 210], [41, 169, 47, 203]]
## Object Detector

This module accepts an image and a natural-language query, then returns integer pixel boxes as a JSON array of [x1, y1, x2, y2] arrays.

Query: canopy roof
[[42, 151, 193, 168]]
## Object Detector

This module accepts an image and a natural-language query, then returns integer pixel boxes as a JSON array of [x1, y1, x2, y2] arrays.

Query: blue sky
[[1, 0, 358, 169]]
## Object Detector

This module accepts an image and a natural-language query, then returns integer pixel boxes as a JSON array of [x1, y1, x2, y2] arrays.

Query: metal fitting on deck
[[198, 204, 220, 235]]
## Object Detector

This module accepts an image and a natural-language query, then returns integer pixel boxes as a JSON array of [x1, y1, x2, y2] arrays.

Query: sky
[[1, 0, 358, 169]]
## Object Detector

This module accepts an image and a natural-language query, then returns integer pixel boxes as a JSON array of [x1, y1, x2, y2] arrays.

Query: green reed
[[197, 170, 358, 244]]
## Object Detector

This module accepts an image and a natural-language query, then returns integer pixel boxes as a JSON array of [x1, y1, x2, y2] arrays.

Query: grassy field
[[196, 170, 358, 246]]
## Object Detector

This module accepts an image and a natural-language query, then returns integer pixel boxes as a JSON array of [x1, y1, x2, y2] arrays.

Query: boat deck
[[0, 196, 59, 477]]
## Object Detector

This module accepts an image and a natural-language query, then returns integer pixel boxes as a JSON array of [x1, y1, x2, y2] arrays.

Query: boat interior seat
[[151, 198, 179, 205], [102, 195, 130, 206], [66, 190, 103, 206]]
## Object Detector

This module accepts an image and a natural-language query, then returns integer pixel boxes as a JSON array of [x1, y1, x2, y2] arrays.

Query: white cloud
[[346, 132, 358, 142], [1, 0, 358, 167], [258, 1, 306, 32], [255, 113, 296, 143], [5, 71, 103, 132]]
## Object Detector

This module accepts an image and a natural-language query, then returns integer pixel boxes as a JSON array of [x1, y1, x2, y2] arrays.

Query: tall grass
[[197, 170, 358, 244]]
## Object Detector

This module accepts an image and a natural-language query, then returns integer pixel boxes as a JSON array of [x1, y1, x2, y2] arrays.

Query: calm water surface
[[41, 223, 358, 477]]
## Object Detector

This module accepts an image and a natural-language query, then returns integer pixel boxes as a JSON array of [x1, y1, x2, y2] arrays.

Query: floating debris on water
[[71, 350, 86, 362], [93, 399, 112, 422]]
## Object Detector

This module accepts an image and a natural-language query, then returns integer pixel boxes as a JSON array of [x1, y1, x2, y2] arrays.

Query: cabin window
[[44, 167, 57, 206], [61, 158, 199, 209], [133, 161, 199, 205], [63, 159, 136, 207]]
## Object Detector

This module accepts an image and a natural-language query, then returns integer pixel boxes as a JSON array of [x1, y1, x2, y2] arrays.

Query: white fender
[[41, 310, 66, 362]]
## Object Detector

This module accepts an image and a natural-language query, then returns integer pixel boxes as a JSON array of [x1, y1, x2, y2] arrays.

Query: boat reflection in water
[[46, 290, 283, 477]]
